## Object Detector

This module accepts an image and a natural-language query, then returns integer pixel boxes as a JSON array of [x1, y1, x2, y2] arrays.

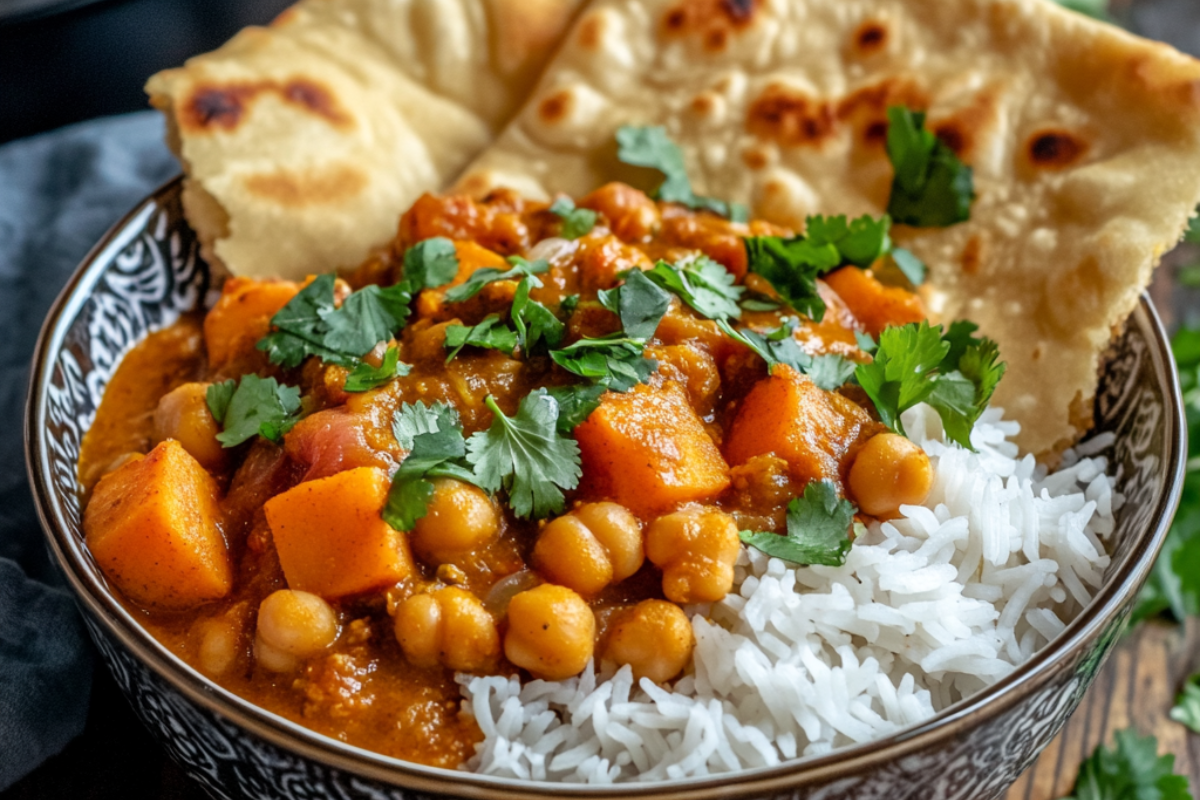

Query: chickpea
[[532, 502, 643, 596], [645, 507, 741, 604], [504, 584, 595, 680], [196, 616, 241, 677], [847, 433, 934, 518], [152, 382, 226, 472], [603, 600, 694, 684], [411, 479, 500, 565], [254, 590, 339, 672], [393, 587, 500, 672]]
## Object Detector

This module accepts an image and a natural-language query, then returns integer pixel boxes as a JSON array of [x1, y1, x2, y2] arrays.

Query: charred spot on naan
[[538, 91, 574, 125], [1027, 129, 1089, 170], [660, 0, 762, 52], [928, 87, 1004, 161], [960, 234, 986, 277], [851, 20, 890, 57], [836, 78, 930, 151], [747, 85, 837, 148], [180, 78, 352, 134]]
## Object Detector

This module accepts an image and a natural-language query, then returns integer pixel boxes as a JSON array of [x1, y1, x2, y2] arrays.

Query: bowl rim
[[24, 176, 1188, 799]]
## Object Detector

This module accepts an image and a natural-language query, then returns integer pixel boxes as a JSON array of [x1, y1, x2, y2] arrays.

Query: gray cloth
[[0, 111, 178, 790]]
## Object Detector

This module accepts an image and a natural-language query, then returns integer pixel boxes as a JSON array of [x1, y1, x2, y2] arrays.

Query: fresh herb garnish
[[855, 331, 878, 354], [717, 318, 810, 373], [551, 336, 658, 392], [885, 106, 975, 228], [744, 213, 908, 321], [1054, 0, 1110, 20], [554, 269, 667, 392], [644, 256, 744, 321], [444, 314, 518, 362], [257, 274, 411, 368], [545, 384, 607, 434], [511, 276, 566, 355], [465, 391, 582, 519], [549, 197, 598, 240], [206, 375, 302, 447], [1134, 326, 1200, 624], [615, 125, 738, 219], [1171, 673, 1200, 734], [597, 268, 671, 339], [739, 481, 857, 566], [890, 247, 927, 286], [855, 321, 1004, 450], [384, 402, 482, 531], [1062, 729, 1192, 800], [344, 345, 410, 392], [443, 256, 550, 304], [400, 237, 459, 293]]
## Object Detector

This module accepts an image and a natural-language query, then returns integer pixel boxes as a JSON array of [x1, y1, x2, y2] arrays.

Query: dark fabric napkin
[[0, 111, 178, 790]]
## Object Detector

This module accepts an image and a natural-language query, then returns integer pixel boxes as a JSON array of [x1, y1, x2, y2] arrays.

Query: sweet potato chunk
[[84, 440, 231, 609], [575, 383, 730, 516], [264, 467, 414, 598], [821, 267, 924, 337], [204, 277, 299, 370], [725, 365, 877, 489]]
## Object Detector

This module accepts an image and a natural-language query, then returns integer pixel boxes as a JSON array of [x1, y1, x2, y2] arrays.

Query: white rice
[[457, 404, 1121, 783]]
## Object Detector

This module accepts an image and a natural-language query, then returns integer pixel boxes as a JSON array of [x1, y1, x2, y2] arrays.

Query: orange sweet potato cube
[[84, 440, 232, 610], [204, 277, 299, 370], [264, 467, 414, 598], [575, 382, 730, 516], [821, 267, 925, 337], [725, 364, 876, 488]]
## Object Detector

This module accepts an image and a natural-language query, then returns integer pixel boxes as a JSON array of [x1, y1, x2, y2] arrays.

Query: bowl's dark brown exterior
[[25, 177, 1186, 800]]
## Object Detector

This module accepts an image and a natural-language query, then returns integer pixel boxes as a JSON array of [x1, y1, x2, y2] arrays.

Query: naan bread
[[456, 0, 1200, 457], [147, 0, 583, 280]]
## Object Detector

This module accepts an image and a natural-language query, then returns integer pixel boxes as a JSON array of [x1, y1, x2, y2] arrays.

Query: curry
[[79, 163, 992, 767]]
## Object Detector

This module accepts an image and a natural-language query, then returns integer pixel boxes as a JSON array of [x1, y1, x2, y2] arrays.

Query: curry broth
[[78, 184, 928, 768]]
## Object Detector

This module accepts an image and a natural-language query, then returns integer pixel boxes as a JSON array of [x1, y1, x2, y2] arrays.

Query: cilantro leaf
[[857, 320, 1005, 449], [808, 354, 859, 391], [384, 402, 483, 532], [444, 314, 518, 362], [551, 335, 658, 392], [1064, 729, 1192, 800], [344, 345, 410, 392], [205, 380, 235, 423], [739, 481, 856, 566], [546, 384, 607, 434], [855, 331, 878, 354], [1054, 0, 1110, 20], [443, 255, 550, 303], [615, 125, 735, 219], [855, 321, 948, 434], [401, 237, 459, 293], [718, 318, 811, 373], [207, 375, 302, 447], [1171, 673, 1200, 735], [511, 276, 566, 355], [466, 392, 582, 519], [549, 197, 598, 240], [885, 106, 975, 228], [644, 257, 743, 321], [890, 247, 927, 286], [805, 214, 892, 268], [744, 236, 830, 321], [257, 274, 411, 368], [597, 268, 670, 340]]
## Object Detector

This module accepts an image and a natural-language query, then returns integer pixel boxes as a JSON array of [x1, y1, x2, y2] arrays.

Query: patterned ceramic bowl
[[25, 177, 1186, 800]]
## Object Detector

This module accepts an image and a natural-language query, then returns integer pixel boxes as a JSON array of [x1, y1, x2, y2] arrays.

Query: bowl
[[25, 176, 1187, 800]]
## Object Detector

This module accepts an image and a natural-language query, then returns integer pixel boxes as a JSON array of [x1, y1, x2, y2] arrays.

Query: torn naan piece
[[147, 0, 583, 281], [456, 0, 1200, 456]]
